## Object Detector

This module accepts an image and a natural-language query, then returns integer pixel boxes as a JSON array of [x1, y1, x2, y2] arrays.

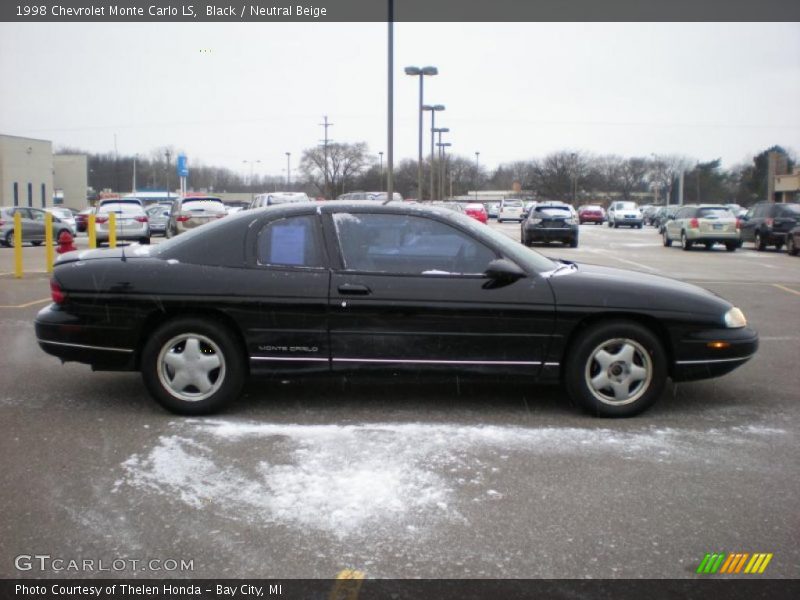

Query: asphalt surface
[[1, 223, 798, 580]]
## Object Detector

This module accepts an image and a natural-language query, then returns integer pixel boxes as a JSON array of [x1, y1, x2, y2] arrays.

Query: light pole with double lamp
[[437, 141, 452, 200], [423, 104, 445, 201], [243, 159, 261, 202], [404, 66, 438, 200]]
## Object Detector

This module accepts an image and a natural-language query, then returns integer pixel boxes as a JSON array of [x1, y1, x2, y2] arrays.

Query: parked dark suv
[[739, 202, 800, 251]]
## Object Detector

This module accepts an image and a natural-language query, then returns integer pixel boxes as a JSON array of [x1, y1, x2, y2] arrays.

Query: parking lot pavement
[[1, 225, 799, 579]]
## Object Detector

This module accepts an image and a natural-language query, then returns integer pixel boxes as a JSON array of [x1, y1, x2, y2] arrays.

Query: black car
[[739, 201, 800, 251], [521, 203, 579, 247], [35, 202, 757, 418]]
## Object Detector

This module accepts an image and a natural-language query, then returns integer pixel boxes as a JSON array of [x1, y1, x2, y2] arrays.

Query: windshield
[[502, 200, 523, 208], [537, 207, 572, 216], [180, 199, 225, 212], [616, 202, 637, 210], [697, 207, 733, 218], [98, 203, 144, 215]]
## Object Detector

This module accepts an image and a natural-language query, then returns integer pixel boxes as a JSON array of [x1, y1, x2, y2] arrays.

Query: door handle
[[338, 283, 371, 295]]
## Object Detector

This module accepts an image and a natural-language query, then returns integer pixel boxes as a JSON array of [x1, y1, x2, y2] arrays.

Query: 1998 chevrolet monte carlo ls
[[35, 202, 758, 417]]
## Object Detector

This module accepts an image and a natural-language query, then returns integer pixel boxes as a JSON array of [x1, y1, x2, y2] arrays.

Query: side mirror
[[485, 258, 526, 282], [740, 214, 749, 221]]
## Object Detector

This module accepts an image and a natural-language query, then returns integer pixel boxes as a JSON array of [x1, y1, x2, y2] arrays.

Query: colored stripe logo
[[697, 552, 773, 574]]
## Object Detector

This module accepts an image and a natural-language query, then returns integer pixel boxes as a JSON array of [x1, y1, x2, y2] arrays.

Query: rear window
[[615, 202, 637, 210], [502, 200, 523, 208], [697, 207, 733, 218], [98, 203, 144, 215], [776, 204, 800, 217], [582, 205, 602, 210], [536, 206, 572, 216], [180, 199, 226, 212]]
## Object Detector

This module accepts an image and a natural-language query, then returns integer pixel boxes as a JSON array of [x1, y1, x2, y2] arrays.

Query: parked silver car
[[94, 201, 151, 245], [663, 204, 740, 251], [145, 204, 171, 235], [166, 196, 227, 237], [1, 206, 74, 246]]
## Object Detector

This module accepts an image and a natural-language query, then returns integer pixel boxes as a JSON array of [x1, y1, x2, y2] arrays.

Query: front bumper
[[672, 326, 758, 382]]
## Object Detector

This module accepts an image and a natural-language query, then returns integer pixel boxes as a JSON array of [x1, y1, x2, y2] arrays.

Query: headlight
[[566, 217, 577, 224], [724, 307, 747, 328], [530, 218, 542, 224]]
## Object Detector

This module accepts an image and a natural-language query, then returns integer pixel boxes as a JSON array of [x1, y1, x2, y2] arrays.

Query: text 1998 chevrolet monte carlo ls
[[35, 202, 758, 417]]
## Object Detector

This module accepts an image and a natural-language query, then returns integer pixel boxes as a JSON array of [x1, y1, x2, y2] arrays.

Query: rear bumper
[[672, 327, 758, 382], [35, 304, 136, 370], [525, 226, 577, 241]]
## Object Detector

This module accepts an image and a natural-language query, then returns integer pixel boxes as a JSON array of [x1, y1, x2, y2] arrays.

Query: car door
[[239, 213, 332, 374], [666, 207, 684, 240], [325, 209, 556, 377]]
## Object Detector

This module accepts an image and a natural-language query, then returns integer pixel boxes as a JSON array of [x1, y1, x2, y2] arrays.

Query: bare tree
[[300, 142, 373, 198]]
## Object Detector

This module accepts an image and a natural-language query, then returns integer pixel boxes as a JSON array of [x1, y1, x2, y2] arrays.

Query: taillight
[[176, 215, 190, 222], [689, 218, 699, 228], [736, 218, 741, 230], [765, 218, 774, 227], [95, 216, 108, 224], [50, 279, 66, 305], [135, 216, 148, 223]]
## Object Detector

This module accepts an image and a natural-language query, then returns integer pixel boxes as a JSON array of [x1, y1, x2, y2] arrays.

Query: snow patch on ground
[[115, 420, 786, 537]]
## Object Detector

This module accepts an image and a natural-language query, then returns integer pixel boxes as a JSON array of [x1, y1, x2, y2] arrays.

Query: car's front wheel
[[141, 318, 245, 415], [565, 320, 667, 417], [663, 230, 672, 247], [681, 231, 693, 251], [754, 231, 766, 251]]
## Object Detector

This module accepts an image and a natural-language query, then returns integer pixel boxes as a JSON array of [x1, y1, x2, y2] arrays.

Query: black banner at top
[[2, 0, 799, 22]]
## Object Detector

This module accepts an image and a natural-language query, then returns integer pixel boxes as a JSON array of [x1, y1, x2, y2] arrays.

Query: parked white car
[[607, 201, 643, 228], [497, 199, 525, 222]]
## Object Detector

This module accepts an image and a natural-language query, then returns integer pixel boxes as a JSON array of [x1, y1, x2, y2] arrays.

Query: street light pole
[[285, 152, 291, 188], [570, 152, 578, 206], [405, 66, 438, 201], [437, 141, 451, 200], [433, 128, 449, 200], [474, 151, 480, 202], [243, 159, 261, 202], [423, 104, 445, 202], [386, 0, 394, 204], [378, 151, 384, 190]]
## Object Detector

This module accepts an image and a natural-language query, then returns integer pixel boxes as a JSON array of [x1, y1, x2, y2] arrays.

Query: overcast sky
[[1, 22, 798, 179]]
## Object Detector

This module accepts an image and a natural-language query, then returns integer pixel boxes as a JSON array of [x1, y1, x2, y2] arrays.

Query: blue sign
[[176, 154, 189, 177]]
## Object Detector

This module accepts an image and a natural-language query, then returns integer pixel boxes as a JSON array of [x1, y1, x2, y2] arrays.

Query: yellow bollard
[[45, 211, 54, 273], [108, 212, 117, 248], [88, 214, 97, 248], [13, 211, 23, 278]]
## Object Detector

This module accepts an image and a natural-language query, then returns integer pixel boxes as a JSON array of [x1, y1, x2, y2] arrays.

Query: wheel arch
[[559, 312, 676, 381], [133, 308, 249, 374]]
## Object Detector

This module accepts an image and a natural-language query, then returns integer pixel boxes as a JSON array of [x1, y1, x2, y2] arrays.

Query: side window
[[332, 213, 497, 275], [753, 205, 765, 218], [256, 215, 324, 268], [30, 209, 46, 221]]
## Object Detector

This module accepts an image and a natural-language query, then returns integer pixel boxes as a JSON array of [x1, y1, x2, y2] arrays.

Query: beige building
[[0, 134, 54, 208], [53, 154, 88, 208], [775, 166, 800, 203]]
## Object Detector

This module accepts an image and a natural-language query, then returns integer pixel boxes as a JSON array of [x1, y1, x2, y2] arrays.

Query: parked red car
[[464, 202, 488, 224], [578, 204, 606, 225], [74, 207, 94, 233]]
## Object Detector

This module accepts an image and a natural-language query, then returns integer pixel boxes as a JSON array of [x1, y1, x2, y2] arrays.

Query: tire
[[788, 235, 798, 256], [704, 242, 714, 250], [614, 222, 619, 229], [681, 231, 693, 251], [139, 237, 151, 245], [569, 237, 578, 248], [774, 242, 783, 251], [5, 231, 16, 247], [637, 224, 643, 229], [725, 242, 737, 252], [564, 320, 667, 417], [607, 220, 613, 228], [662, 230, 672, 247], [140, 317, 246, 415], [31, 241, 42, 246], [754, 231, 766, 251]]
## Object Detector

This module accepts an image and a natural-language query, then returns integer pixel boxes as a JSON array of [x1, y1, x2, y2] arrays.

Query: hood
[[547, 262, 731, 317]]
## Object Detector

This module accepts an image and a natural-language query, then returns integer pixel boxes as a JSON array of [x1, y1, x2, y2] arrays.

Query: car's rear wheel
[[139, 237, 150, 245], [565, 320, 667, 417], [662, 230, 672, 247], [681, 231, 693, 251], [5, 231, 16, 247], [607, 220, 613, 228], [754, 231, 766, 251], [141, 318, 245, 415], [788, 235, 799, 256], [704, 242, 714, 250], [31, 240, 42, 246], [725, 242, 737, 252]]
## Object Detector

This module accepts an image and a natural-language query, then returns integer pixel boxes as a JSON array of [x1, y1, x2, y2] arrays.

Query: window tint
[[257, 215, 324, 268], [180, 199, 226, 212], [99, 203, 145, 215], [616, 202, 637, 210], [536, 207, 572, 216], [333, 213, 497, 275]]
